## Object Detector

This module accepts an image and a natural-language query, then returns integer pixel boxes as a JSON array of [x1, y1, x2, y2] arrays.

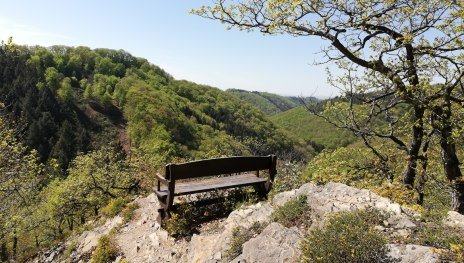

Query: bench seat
[[156, 173, 267, 197]]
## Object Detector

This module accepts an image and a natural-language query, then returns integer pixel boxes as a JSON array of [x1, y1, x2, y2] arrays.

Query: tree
[[193, 1, 464, 212], [0, 113, 44, 260]]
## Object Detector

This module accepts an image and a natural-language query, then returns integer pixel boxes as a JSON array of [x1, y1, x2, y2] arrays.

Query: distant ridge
[[226, 89, 317, 116]]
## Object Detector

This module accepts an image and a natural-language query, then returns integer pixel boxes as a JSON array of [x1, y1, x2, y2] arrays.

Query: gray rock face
[[387, 244, 440, 263], [302, 182, 403, 216], [76, 215, 123, 258], [232, 223, 301, 263], [443, 211, 464, 229]]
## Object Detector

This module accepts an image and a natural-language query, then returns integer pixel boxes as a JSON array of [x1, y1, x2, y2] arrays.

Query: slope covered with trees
[[271, 106, 357, 151], [226, 88, 316, 116]]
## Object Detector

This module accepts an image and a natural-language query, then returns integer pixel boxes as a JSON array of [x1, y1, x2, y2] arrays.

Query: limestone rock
[[387, 244, 440, 263], [303, 182, 403, 216], [443, 211, 464, 229], [232, 223, 302, 263]]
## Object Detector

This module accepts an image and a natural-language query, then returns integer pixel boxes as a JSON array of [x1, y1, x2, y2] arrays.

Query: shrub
[[271, 195, 310, 228], [223, 222, 266, 260], [63, 240, 77, 259], [121, 203, 139, 223], [269, 161, 305, 198], [91, 235, 118, 263], [101, 197, 127, 218], [300, 209, 394, 263]]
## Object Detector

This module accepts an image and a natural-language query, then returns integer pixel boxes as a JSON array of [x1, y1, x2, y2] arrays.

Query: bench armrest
[[156, 173, 169, 185]]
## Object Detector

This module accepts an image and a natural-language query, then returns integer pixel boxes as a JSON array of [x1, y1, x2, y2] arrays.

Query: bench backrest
[[165, 155, 277, 180]]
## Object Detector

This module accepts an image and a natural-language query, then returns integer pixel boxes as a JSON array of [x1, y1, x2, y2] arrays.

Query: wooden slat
[[167, 155, 273, 180], [160, 173, 267, 195]]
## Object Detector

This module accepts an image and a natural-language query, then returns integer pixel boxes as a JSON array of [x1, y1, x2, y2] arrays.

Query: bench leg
[[254, 183, 268, 200], [156, 194, 171, 223], [156, 193, 174, 223]]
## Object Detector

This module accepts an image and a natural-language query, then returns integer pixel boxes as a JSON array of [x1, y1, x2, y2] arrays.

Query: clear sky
[[0, 0, 339, 98]]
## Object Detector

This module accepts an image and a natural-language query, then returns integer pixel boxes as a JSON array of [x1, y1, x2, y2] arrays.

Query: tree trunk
[[68, 217, 73, 231], [452, 180, 464, 213], [434, 102, 464, 213], [440, 134, 464, 212], [0, 236, 7, 262], [12, 235, 17, 257], [403, 106, 425, 186]]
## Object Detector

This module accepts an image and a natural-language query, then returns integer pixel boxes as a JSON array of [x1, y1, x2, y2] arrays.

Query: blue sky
[[0, 0, 339, 97]]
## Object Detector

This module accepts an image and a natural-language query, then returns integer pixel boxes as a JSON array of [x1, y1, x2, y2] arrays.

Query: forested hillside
[[271, 106, 357, 151], [226, 88, 316, 116], [0, 40, 309, 260]]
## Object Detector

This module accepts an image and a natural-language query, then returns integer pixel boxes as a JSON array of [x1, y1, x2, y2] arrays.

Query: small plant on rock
[[101, 197, 129, 218], [271, 195, 310, 228], [223, 221, 266, 260], [91, 235, 119, 263]]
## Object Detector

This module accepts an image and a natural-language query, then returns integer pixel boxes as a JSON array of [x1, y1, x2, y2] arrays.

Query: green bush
[[271, 195, 310, 228], [224, 222, 266, 260], [101, 197, 127, 217], [300, 209, 394, 263], [121, 203, 139, 223], [91, 235, 118, 263], [269, 161, 305, 198]]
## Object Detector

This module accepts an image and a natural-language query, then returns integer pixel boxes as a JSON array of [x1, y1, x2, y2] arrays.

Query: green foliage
[[271, 106, 357, 151], [101, 198, 128, 218], [63, 240, 77, 259], [300, 209, 393, 263], [31, 147, 136, 249], [224, 222, 266, 261], [269, 161, 305, 198], [0, 115, 45, 261], [302, 143, 421, 206], [91, 235, 118, 263], [121, 203, 139, 223], [271, 195, 310, 228], [227, 89, 301, 115]]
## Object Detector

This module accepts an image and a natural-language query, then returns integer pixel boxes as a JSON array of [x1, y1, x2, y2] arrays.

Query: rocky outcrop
[[443, 210, 464, 229], [35, 182, 451, 263], [387, 244, 440, 263], [231, 223, 301, 263]]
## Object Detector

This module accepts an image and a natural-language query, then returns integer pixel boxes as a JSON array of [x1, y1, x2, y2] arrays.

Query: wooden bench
[[154, 155, 277, 221]]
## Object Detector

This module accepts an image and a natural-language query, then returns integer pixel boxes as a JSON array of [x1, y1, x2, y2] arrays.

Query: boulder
[[232, 223, 302, 263], [443, 211, 464, 229]]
